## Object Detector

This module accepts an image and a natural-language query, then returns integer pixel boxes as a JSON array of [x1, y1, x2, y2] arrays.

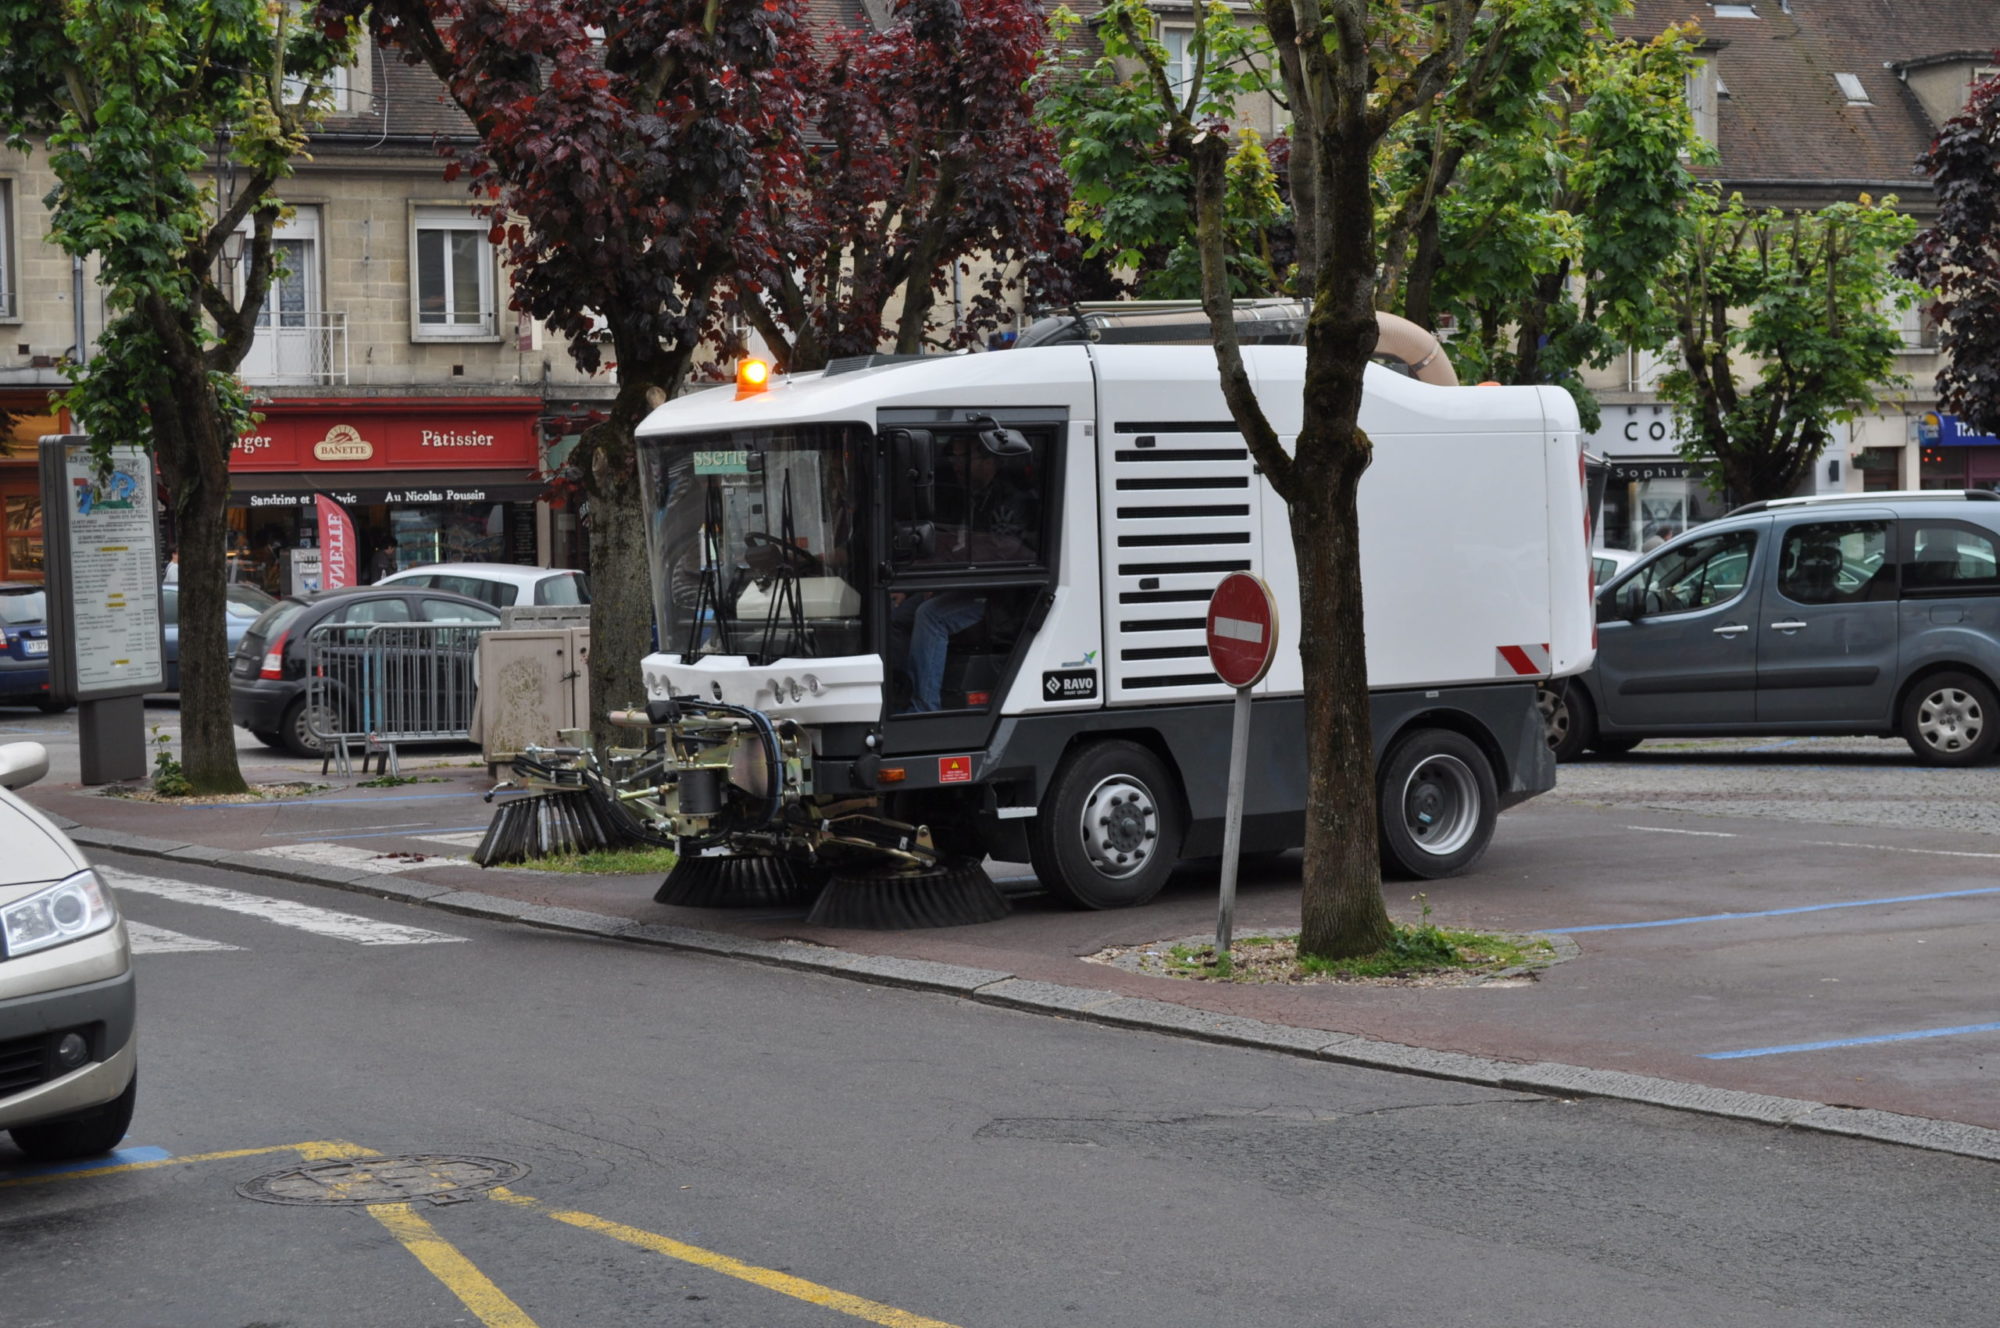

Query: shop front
[[227, 397, 544, 595], [1584, 405, 1729, 553], [1913, 412, 2000, 492], [0, 388, 64, 582]]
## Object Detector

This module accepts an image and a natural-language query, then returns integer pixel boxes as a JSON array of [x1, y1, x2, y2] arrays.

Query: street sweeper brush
[[653, 854, 828, 909], [471, 788, 635, 866], [804, 858, 1011, 930]]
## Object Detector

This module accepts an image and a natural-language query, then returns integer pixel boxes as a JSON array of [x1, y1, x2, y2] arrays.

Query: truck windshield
[[639, 423, 868, 663]]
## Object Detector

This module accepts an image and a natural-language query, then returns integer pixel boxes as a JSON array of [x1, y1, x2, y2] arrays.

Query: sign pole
[[1215, 681, 1253, 957], [1203, 571, 1279, 968]]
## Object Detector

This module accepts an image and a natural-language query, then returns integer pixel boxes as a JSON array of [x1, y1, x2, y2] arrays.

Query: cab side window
[[911, 430, 1046, 569], [1619, 530, 1756, 617], [1776, 520, 1893, 606], [1904, 522, 2000, 596]]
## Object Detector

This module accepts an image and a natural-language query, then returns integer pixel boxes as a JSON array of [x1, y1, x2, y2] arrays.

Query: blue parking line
[[0, 1144, 171, 1178], [1704, 1021, 2000, 1060], [278, 824, 490, 842], [1543, 884, 2000, 934], [180, 792, 490, 809]]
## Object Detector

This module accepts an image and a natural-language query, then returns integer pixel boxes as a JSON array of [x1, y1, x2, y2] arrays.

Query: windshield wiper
[[685, 477, 734, 659]]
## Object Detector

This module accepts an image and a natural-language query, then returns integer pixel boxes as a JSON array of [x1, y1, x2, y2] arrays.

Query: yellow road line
[[487, 1187, 961, 1328], [0, 1139, 376, 1189], [368, 1201, 540, 1328]]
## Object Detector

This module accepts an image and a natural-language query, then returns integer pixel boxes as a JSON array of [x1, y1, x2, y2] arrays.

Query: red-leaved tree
[[318, 0, 793, 735], [1898, 64, 2000, 437], [730, 0, 1076, 372]]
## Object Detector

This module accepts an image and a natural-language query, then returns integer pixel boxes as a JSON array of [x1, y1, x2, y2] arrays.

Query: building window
[[1896, 298, 1940, 352], [1159, 27, 1199, 101], [1685, 60, 1721, 148], [1834, 72, 1871, 106], [0, 179, 15, 321], [239, 208, 342, 385], [412, 208, 497, 339]]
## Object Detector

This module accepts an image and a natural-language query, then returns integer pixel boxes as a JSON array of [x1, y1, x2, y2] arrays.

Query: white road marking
[[125, 921, 241, 955], [254, 842, 437, 874], [416, 831, 487, 848], [1623, 825, 1738, 837], [103, 869, 464, 947], [1805, 839, 2000, 861]]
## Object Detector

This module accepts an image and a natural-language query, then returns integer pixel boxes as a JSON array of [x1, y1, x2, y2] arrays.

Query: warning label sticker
[[938, 756, 973, 784]]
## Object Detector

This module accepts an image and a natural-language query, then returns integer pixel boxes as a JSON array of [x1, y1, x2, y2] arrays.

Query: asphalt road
[[4, 847, 1995, 1328]]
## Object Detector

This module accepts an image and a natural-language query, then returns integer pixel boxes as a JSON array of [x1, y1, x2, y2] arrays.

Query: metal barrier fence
[[303, 621, 491, 776]]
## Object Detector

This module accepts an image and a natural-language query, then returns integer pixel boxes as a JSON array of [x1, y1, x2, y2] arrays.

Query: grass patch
[[1158, 897, 1555, 985], [499, 845, 681, 875]]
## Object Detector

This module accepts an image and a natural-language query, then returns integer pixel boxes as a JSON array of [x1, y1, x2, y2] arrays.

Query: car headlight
[[1, 869, 118, 959]]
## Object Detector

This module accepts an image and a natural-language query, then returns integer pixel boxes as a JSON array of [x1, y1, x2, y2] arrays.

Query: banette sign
[[230, 398, 540, 471]]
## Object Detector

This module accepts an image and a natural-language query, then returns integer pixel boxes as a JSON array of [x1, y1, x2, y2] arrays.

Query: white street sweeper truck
[[477, 324, 1595, 927]]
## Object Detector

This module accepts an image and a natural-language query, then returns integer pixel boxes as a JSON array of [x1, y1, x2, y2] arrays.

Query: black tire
[[1539, 683, 1596, 763], [1377, 728, 1499, 880], [251, 728, 286, 751], [1902, 671, 2000, 766], [1590, 735, 1643, 757], [1029, 740, 1183, 909], [10, 1069, 136, 1162], [35, 699, 73, 715], [279, 696, 327, 759]]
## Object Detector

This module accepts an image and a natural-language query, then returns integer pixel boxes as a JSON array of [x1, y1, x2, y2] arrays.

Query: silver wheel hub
[[1080, 775, 1159, 879], [1919, 687, 1984, 753], [1537, 688, 1569, 748], [1402, 754, 1479, 856]]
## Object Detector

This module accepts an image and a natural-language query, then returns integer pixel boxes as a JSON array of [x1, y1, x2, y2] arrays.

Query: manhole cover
[[237, 1155, 526, 1207]]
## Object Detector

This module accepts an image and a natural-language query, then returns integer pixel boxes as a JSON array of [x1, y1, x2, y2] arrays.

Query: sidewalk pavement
[[24, 756, 2000, 1165]]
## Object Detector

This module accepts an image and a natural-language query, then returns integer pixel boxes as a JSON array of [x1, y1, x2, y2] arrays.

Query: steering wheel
[[743, 531, 822, 572]]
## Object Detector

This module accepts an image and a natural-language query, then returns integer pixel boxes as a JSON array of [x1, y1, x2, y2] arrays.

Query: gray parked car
[[1547, 489, 2000, 766]]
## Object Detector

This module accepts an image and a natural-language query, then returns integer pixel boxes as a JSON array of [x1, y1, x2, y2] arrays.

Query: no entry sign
[[1206, 572, 1279, 689]]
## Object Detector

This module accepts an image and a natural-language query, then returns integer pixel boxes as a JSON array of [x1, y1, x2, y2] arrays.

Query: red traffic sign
[[1205, 572, 1279, 689]]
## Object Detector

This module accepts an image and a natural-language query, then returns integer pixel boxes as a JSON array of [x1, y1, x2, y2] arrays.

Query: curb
[[70, 825, 2000, 1166]]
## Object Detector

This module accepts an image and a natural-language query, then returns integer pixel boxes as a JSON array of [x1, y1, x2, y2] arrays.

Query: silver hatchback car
[[1549, 490, 2000, 766], [0, 742, 137, 1161]]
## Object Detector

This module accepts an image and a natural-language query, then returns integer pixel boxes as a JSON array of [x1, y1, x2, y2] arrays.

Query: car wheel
[[1539, 683, 1596, 763], [250, 728, 286, 751], [1029, 740, 1183, 909], [9, 1070, 136, 1162], [35, 699, 73, 715], [1902, 671, 2000, 766], [1378, 728, 1499, 880], [279, 697, 327, 759]]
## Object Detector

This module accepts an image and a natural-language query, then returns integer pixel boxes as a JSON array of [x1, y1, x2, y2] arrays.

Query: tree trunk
[[581, 381, 663, 752], [147, 301, 248, 795]]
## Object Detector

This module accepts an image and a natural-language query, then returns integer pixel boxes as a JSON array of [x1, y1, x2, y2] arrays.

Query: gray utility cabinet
[[473, 610, 591, 770]]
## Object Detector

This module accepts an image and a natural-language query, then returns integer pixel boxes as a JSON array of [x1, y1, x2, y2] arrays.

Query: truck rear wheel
[[1030, 740, 1182, 910], [1377, 728, 1498, 880]]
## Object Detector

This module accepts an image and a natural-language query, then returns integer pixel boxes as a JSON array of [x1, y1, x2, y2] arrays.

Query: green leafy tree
[[1387, 12, 1705, 430], [1657, 192, 1918, 503], [1039, 1, 1288, 297], [0, 0, 357, 793]]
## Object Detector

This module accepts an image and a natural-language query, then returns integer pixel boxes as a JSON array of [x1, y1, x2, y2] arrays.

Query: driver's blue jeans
[[905, 592, 985, 711]]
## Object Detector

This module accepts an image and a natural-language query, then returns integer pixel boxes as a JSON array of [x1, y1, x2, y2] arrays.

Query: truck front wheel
[[1377, 729, 1498, 880], [1030, 740, 1183, 909]]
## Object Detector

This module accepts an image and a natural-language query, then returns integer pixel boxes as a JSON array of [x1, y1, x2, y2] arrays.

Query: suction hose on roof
[[1375, 312, 1458, 387]]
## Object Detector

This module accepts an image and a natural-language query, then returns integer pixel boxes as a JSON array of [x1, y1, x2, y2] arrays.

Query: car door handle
[[1712, 624, 1749, 638], [1770, 619, 1809, 632]]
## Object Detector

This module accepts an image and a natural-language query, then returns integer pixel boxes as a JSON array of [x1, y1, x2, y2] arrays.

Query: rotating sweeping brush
[[804, 857, 1010, 930], [653, 854, 828, 909]]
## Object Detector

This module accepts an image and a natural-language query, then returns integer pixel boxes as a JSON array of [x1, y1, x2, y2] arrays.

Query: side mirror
[[970, 415, 1033, 459], [886, 428, 935, 520], [0, 741, 51, 790]]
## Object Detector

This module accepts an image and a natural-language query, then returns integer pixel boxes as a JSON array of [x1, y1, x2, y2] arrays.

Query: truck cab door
[[1594, 522, 1764, 730], [1755, 513, 1899, 726]]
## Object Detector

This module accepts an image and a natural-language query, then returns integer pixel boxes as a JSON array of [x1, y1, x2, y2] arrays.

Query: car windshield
[[0, 588, 48, 624], [227, 584, 277, 616], [639, 423, 867, 663]]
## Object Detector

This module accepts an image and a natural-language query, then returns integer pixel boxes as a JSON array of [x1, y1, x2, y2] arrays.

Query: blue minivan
[[0, 583, 62, 713], [1550, 490, 2000, 766]]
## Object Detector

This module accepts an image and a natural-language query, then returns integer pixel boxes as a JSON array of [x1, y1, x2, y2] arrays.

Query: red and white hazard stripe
[[1495, 643, 1552, 677]]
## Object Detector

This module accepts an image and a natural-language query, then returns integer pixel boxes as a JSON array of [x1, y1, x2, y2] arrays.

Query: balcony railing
[[240, 310, 348, 386]]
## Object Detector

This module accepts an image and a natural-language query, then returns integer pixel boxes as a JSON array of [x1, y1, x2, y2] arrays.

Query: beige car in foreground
[[0, 742, 136, 1161]]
